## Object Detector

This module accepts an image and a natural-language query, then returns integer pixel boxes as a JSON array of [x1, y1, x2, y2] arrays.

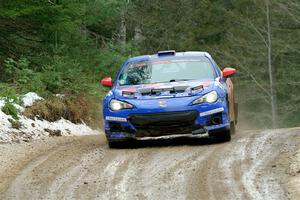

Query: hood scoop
[[138, 85, 188, 96]]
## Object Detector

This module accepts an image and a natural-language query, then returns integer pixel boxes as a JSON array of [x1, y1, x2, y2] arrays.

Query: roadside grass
[[23, 95, 95, 126], [2, 101, 19, 120], [0, 43, 134, 129], [1, 82, 108, 129]]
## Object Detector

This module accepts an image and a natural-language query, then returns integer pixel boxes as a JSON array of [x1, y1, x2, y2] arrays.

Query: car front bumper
[[103, 99, 230, 141]]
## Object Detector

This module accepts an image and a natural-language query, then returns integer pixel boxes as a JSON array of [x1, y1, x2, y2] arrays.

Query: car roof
[[126, 51, 212, 63]]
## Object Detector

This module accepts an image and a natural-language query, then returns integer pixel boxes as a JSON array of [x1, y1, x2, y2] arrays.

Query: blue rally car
[[101, 50, 237, 148]]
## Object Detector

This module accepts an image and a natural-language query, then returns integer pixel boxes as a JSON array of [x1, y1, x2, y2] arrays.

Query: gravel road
[[0, 128, 299, 200]]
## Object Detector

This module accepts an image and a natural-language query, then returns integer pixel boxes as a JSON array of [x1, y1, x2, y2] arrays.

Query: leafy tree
[[0, 0, 299, 128]]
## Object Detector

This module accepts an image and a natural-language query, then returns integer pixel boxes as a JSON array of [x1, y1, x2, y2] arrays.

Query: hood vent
[[191, 85, 204, 91], [122, 90, 136, 98], [138, 85, 188, 96]]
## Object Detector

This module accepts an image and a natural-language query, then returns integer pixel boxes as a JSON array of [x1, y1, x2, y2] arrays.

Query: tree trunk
[[120, 14, 126, 44], [266, 0, 276, 128]]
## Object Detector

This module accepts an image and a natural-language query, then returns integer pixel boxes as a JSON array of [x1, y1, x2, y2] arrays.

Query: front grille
[[109, 122, 135, 133], [129, 111, 198, 137]]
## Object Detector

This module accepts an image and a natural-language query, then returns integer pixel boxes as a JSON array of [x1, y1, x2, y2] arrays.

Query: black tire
[[108, 140, 133, 148], [108, 141, 118, 148], [108, 141, 123, 148], [213, 129, 231, 142], [210, 121, 235, 142], [214, 98, 236, 141]]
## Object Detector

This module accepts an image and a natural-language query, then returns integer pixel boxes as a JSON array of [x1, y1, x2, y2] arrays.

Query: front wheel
[[108, 140, 133, 149], [210, 122, 235, 142], [108, 141, 122, 148], [212, 129, 231, 142]]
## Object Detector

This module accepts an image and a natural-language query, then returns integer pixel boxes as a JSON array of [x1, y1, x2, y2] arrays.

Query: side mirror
[[222, 67, 236, 78], [101, 77, 113, 87]]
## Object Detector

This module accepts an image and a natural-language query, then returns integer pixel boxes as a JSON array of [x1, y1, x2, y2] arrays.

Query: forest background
[[0, 0, 299, 129]]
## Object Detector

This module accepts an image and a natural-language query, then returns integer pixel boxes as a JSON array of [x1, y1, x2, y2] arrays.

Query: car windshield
[[118, 57, 216, 86]]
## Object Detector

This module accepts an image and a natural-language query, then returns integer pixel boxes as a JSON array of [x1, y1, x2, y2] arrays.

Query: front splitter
[[135, 132, 209, 141]]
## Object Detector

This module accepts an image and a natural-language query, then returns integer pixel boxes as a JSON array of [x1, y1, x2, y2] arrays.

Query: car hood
[[113, 79, 226, 100]]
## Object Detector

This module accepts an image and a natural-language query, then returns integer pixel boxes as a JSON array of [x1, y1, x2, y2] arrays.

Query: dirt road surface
[[0, 128, 299, 200]]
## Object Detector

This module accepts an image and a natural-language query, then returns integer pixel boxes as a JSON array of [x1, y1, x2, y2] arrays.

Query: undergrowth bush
[[1, 101, 19, 120], [0, 84, 21, 120], [0, 83, 18, 99], [23, 95, 93, 125], [0, 42, 139, 128]]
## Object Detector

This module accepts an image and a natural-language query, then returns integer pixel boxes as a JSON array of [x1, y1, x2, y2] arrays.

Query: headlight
[[109, 99, 133, 111], [193, 91, 218, 104]]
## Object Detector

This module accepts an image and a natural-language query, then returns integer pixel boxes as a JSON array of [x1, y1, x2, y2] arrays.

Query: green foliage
[[2, 100, 19, 120], [3, 57, 29, 82], [0, 83, 18, 99], [3, 57, 36, 85], [0, 0, 299, 128]]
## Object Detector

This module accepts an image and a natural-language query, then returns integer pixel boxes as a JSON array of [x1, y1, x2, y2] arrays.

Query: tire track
[[48, 148, 105, 199], [186, 129, 299, 200], [5, 148, 61, 200], [0, 129, 299, 200]]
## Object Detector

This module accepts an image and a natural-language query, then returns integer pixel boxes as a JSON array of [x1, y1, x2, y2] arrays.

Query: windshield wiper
[[169, 79, 194, 82], [144, 79, 195, 85]]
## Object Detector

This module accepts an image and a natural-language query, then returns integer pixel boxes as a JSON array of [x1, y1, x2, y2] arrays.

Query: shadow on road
[[112, 136, 224, 149]]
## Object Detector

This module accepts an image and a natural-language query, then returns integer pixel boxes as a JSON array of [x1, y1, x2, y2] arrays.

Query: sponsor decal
[[202, 81, 212, 87], [151, 60, 170, 65], [135, 62, 147, 67], [199, 107, 224, 117], [159, 100, 167, 108], [105, 116, 127, 122], [122, 87, 137, 93]]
